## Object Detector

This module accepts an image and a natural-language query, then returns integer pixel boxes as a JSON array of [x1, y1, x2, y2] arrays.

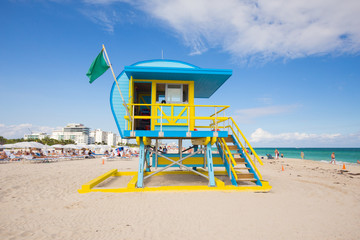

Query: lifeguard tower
[[78, 60, 271, 193]]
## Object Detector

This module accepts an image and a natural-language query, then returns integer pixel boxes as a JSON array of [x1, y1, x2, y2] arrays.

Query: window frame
[[165, 84, 183, 103]]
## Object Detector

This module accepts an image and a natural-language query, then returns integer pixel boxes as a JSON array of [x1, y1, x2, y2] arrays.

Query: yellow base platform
[[78, 169, 272, 193]]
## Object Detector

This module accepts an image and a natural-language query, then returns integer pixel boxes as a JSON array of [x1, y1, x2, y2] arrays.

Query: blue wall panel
[[110, 60, 198, 137]]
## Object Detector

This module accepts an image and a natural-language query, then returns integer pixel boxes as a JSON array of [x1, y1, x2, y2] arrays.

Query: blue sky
[[0, 0, 359, 147]]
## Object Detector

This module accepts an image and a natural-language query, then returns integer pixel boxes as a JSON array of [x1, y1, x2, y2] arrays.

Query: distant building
[[117, 135, 128, 145], [89, 129, 124, 146], [23, 123, 124, 146], [89, 129, 107, 144], [51, 123, 90, 144], [107, 132, 117, 146], [24, 132, 49, 140]]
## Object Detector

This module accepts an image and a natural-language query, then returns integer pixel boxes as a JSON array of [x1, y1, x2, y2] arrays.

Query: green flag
[[86, 50, 110, 83]]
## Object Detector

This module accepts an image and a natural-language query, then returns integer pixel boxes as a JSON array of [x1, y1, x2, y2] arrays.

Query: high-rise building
[[107, 132, 117, 146], [51, 123, 90, 144]]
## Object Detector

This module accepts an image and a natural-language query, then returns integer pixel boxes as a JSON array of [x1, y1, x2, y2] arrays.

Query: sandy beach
[[1, 157, 359, 240]]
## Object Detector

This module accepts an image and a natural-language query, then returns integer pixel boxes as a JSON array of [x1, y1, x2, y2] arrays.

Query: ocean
[[252, 148, 360, 164]]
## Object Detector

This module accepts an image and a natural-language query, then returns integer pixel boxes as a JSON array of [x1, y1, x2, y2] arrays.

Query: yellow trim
[[227, 124, 263, 180], [157, 156, 223, 165], [133, 79, 193, 85], [138, 94, 151, 110], [229, 117, 263, 165], [211, 137, 217, 146], [219, 138, 238, 180], [127, 174, 138, 189], [78, 169, 117, 192], [129, 103, 229, 108], [129, 76, 133, 104], [190, 137, 211, 146], [143, 137, 151, 146], [129, 79, 195, 130], [136, 137, 140, 146], [78, 169, 272, 193]]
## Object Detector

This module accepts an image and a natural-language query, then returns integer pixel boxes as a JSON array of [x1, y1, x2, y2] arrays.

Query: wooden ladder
[[222, 135, 257, 182]]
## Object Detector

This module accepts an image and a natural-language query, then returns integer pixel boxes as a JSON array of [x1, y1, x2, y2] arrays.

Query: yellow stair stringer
[[217, 138, 238, 181]]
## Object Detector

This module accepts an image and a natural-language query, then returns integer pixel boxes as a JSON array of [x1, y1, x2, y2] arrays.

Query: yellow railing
[[228, 117, 263, 165], [124, 103, 229, 131], [218, 138, 238, 180], [206, 117, 263, 180], [227, 124, 263, 180]]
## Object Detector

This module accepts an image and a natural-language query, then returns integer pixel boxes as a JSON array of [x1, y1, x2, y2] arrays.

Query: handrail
[[218, 139, 238, 180], [227, 125, 263, 180], [124, 116, 228, 121], [128, 103, 230, 108], [220, 138, 237, 166], [229, 117, 263, 165], [209, 118, 227, 126], [209, 106, 229, 117], [125, 103, 229, 131]]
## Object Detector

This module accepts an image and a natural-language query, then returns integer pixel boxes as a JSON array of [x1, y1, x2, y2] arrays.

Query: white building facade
[[107, 132, 117, 146], [51, 123, 90, 144], [24, 123, 125, 146], [24, 132, 49, 140], [89, 129, 124, 146]]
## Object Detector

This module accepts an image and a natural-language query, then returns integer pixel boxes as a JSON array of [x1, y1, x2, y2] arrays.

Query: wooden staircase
[[219, 135, 257, 183]]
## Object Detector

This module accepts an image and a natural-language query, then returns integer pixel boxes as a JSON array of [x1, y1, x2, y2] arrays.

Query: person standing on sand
[[330, 152, 336, 164], [275, 149, 279, 159], [301, 151, 304, 159]]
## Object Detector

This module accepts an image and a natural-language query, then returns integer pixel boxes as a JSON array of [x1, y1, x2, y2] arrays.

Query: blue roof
[[124, 66, 232, 98]]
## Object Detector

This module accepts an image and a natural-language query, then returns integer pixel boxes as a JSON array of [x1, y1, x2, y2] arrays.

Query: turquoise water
[[252, 148, 360, 164]]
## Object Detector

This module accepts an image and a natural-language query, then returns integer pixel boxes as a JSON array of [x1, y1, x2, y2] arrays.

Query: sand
[[0, 157, 359, 240]]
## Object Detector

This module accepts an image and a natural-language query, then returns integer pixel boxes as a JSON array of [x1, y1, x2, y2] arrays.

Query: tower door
[[133, 82, 152, 130]]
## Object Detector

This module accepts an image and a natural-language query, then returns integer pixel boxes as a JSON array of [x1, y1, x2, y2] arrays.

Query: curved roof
[[124, 61, 232, 98]]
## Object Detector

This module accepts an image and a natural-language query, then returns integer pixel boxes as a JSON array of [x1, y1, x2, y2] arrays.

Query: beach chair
[[266, 154, 274, 159], [9, 153, 22, 162], [0, 156, 10, 163]]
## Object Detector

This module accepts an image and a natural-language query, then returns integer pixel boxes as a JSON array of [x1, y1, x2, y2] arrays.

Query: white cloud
[[80, 0, 360, 61], [232, 105, 298, 123], [250, 128, 341, 142], [80, 9, 119, 33], [0, 123, 60, 139], [247, 128, 360, 147]]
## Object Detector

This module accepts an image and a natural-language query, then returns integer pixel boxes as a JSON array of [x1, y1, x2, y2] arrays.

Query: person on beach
[[301, 151, 304, 159], [330, 152, 336, 164], [0, 151, 8, 160], [275, 149, 279, 159], [281, 153, 284, 158], [358, 160, 360, 164]]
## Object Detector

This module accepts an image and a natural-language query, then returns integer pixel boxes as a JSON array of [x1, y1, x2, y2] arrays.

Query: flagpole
[[102, 44, 130, 116]]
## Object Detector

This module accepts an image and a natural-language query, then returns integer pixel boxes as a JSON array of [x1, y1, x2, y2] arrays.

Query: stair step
[[223, 136, 234, 143], [234, 157, 245, 163], [234, 166, 250, 170], [227, 145, 238, 150], [237, 178, 257, 182], [236, 173, 254, 178], [236, 173, 256, 182]]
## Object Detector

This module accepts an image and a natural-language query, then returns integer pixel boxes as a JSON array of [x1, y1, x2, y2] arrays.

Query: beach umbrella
[[13, 142, 45, 149], [77, 144, 89, 149], [64, 144, 82, 149], [87, 144, 97, 150], [1, 144, 15, 148], [51, 144, 64, 148]]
